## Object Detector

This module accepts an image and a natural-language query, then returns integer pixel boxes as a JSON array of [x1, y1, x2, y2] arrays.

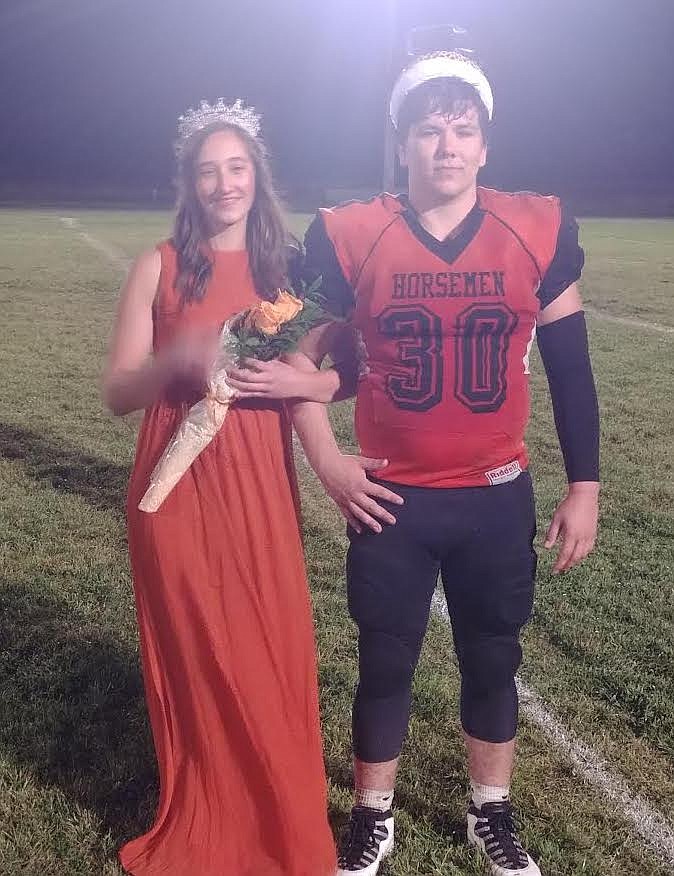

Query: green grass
[[580, 219, 674, 326], [52, 208, 313, 261], [0, 209, 672, 874]]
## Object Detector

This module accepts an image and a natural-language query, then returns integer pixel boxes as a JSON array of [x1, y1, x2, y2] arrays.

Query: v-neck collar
[[398, 193, 485, 266]]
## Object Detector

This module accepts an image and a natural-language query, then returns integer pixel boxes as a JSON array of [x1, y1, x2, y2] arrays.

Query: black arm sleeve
[[537, 311, 600, 483], [537, 206, 585, 309], [303, 214, 355, 318]]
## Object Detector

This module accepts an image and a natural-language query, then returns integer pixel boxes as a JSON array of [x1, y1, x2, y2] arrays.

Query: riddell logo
[[485, 460, 522, 486]]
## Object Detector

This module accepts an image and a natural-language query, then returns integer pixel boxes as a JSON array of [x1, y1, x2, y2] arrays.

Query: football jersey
[[304, 187, 584, 488]]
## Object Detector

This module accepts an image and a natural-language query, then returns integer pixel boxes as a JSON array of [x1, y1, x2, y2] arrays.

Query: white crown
[[390, 51, 494, 128], [175, 98, 262, 157]]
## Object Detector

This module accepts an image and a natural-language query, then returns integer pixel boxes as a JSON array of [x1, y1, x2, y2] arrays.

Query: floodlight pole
[[382, 18, 473, 192], [382, 0, 400, 192]]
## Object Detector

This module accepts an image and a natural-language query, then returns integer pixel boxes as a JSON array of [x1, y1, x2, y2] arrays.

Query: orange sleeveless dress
[[120, 242, 336, 876]]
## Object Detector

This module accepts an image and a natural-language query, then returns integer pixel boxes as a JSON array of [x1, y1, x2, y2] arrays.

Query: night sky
[[1, 0, 672, 207]]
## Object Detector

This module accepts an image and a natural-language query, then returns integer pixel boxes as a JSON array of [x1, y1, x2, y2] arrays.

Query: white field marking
[[292, 435, 674, 869], [585, 307, 674, 335], [59, 216, 132, 273], [67, 216, 674, 868], [431, 591, 674, 871], [60, 217, 673, 338]]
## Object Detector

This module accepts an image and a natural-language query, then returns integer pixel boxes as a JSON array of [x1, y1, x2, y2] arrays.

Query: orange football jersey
[[310, 187, 582, 487]]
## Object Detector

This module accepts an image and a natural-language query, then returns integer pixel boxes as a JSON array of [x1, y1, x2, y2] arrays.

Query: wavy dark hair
[[172, 122, 289, 304], [396, 77, 491, 143]]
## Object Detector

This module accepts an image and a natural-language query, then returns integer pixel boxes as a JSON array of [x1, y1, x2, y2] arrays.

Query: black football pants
[[347, 472, 537, 761]]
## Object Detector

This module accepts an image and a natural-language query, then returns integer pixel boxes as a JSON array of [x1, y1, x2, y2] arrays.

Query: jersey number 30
[[379, 304, 519, 414]]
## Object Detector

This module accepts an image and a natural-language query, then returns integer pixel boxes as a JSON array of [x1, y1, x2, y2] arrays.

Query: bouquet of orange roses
[[139, 279, 327, 513]]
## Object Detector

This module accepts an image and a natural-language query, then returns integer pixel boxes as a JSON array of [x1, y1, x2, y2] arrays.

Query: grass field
[[0, 208, 672, 875]]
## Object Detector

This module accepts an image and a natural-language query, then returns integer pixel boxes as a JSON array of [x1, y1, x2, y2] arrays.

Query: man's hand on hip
[[315, 453, 404, 534]]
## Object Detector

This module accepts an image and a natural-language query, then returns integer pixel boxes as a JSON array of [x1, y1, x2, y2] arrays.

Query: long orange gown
[[120, 242, 337, 876]]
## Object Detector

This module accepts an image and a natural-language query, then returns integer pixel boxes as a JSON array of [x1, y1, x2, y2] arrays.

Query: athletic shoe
[[467, 799, 541, 875], [335, 805, 394, 875]]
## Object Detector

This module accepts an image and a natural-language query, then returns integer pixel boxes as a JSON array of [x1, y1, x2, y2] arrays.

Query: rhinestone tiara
[[175, 98, 262, 158]]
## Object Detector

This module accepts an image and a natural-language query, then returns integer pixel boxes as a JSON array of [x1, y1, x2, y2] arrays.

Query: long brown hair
[[172, 122, 289, 304]]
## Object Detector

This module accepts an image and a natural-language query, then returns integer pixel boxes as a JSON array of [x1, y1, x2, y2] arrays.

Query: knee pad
[[358, 629, 420, 700], [457, 635, 523, 694]]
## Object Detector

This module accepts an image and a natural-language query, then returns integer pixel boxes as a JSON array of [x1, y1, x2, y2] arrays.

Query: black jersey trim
[[479, 207, 544, 283], [536, 208, 584, 308], [399, 196, 486, 266], [353, 215, 404, 290]]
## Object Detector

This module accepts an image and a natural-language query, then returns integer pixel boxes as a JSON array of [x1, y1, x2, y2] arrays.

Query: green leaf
[[305, 275, 323, 298]]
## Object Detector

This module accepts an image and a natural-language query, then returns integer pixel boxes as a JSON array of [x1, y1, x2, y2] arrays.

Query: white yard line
[[60, 217, 673, 337], [585, 307, 674, 335], [432, 592, 674, 872], [70, 216, 674, 872], [59, 216, 132, 273]]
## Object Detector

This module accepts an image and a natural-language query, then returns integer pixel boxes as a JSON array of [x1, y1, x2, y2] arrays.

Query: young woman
[[103, 100, 338, 876]]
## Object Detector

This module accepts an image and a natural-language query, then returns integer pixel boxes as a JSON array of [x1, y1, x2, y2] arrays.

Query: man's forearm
[[298, 364, 357, 404], [284, 348, 343, 471], [291, 398, 341, 474], [288, 320, 359, 403], [537, 311, 600, 484]]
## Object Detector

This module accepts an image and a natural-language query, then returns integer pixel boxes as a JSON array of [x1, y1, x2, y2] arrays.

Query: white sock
[[470, 779, 509, 809], [355, 788, 394, 812]]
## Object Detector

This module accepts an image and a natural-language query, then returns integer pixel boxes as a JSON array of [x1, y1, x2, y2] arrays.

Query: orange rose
[[245, 289, 304, 336]]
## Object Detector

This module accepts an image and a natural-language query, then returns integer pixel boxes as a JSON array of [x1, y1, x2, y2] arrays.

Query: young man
[[288, 52, 600, 876]]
